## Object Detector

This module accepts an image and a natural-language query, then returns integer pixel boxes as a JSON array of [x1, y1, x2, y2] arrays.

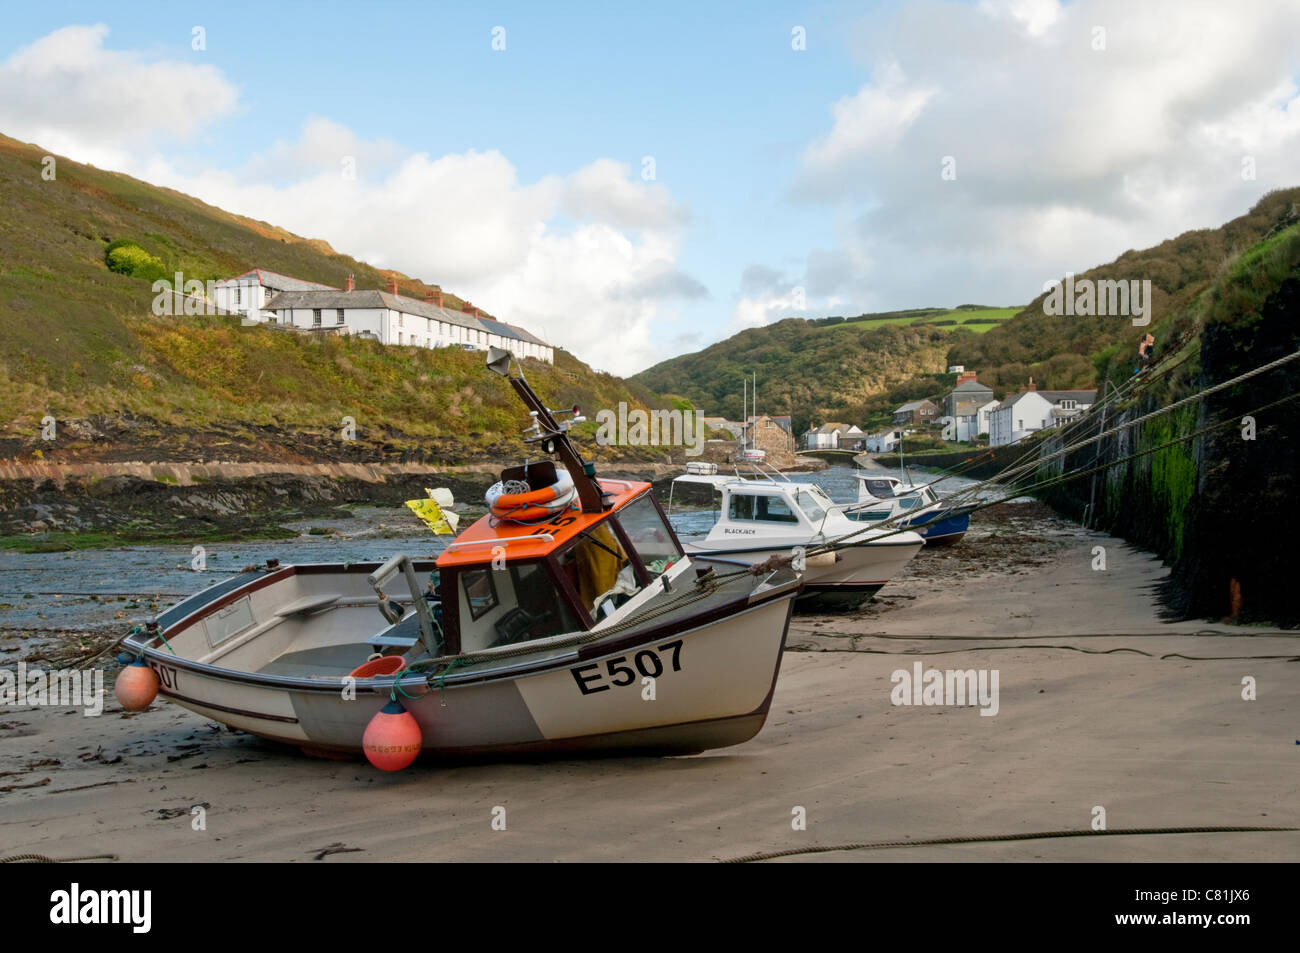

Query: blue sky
[[2, 1, 1298, 374]]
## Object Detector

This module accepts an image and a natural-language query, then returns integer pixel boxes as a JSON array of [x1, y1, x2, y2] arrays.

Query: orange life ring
[[487, 471, 575, 521]]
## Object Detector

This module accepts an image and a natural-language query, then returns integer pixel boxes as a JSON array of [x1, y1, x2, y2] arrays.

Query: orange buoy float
[[114, 657, 160, 711], [363, 699, 422, 771]]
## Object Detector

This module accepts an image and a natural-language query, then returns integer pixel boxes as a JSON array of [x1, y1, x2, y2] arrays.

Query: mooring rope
[[0, 853, 120, 863], [719, 825, 1300, 863]]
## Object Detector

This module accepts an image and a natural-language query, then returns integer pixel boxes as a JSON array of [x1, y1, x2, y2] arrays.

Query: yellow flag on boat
[[405, 488, 459, 535]]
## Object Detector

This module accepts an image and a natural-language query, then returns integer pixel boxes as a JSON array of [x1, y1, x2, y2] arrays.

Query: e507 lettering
[[571, 640, 683, 695]]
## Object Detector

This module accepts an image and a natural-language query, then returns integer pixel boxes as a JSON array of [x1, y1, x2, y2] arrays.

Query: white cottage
[[212, 269, 337, 321], [989, 381, 1097, 446]]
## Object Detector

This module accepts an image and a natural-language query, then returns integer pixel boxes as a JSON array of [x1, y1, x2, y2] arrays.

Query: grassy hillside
[[0, 132, 666, 461], [633, 319, 965, 434], [950, 189, 1300, 395], [636, 192, 1300, 435]]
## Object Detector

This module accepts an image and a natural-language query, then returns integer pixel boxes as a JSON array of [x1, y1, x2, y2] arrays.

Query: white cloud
[[0, 26, 699, 376], [0, 24, 238, 168], [766, 0, 1300, 326]]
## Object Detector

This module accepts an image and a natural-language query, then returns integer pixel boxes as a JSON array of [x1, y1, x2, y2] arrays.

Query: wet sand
[[1, 502, 1297, 862]]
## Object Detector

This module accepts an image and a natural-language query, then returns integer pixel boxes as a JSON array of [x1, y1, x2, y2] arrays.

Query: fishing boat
[[668, 468, 924, 609], [839, 473, 975, 546], [115, 349, 802, 766]]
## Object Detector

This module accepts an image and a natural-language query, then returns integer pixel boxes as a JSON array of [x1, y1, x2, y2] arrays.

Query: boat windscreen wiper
[[575, 529, 624, 560]]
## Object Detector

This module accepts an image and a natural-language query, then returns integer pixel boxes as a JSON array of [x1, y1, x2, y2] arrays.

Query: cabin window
[[489, 561, 583, 645], [728, 493, 799, 523], [567, 524, 634, 616], [899, 496, 922, 510], [795, 489, 826, 523], [461, 568, 499, 621], [615, 495, 683, 574]]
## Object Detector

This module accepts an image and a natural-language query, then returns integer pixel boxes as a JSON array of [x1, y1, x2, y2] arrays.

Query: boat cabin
[[849, 473, 941, 520], [433, 478, 687, 656], [669, 474, 843, 539]]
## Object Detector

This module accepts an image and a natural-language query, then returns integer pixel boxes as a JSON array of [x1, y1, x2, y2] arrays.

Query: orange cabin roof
[[436, 478, 653, 568]]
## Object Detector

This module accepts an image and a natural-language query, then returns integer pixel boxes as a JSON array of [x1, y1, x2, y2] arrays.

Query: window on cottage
[[312, 309, 322, 326], [336, 309, 344, 325], [235, 287, 242, 307]]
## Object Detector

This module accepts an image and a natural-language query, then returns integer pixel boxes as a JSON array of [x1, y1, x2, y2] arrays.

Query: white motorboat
[[838, 473, 975, 546], [669, 471, 923, 609]]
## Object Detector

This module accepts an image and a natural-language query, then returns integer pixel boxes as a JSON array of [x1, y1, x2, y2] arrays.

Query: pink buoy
[[363, 699, 422, 771], [114, 658, 160, 711]]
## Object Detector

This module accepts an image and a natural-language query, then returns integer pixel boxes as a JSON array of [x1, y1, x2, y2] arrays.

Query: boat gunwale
[[120, 563, 802, 694]]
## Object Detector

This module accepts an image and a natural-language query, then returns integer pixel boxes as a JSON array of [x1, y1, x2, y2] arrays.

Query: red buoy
[[114, 658, 160, 711], [363, 699, 422, 771]]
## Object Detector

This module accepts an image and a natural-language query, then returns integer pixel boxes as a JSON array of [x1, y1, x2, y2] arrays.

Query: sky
[[1, 0, 1298, 376]]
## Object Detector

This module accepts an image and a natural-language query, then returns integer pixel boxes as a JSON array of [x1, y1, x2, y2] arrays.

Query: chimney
[[463, 302, 478, 317], [386, 276, 399, 296], [434, 289, 443, 308], [344, 274, 355, 292], [424, 290, 436, 305], [1027, 376, 1037, 391]]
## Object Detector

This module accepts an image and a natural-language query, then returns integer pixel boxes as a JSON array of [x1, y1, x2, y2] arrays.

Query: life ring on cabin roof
[[487, 470, 576, 522]]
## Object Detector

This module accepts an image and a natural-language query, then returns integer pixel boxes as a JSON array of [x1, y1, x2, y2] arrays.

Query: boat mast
[[485, 347, 606, 513]]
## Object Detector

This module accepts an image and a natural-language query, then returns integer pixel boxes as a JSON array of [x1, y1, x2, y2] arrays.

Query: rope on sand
[[0, 853, 119, 863], [719, 825, 1300, 863]]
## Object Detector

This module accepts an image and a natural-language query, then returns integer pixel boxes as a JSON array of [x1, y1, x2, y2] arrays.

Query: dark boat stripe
[[159, 689, 300, 724]]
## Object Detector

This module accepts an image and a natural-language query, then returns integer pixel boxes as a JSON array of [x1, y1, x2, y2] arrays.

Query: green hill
[[634, 191, 1300, 435], [632, 307, 1017, 435], [0, 132, 665, 462], [949, 190, 1300, 395]]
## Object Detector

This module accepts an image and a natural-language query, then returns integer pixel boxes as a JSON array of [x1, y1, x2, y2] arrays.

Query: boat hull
[[685, 538, 922, 610], [844, 507, 971, 546], [126, 579, 797, 760]]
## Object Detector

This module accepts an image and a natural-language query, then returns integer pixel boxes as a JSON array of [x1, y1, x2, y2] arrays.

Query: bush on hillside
[[105, 241, 168, 282]]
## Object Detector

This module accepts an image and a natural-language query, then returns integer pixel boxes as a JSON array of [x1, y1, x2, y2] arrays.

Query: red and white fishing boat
[[116, 349, 801, 766]]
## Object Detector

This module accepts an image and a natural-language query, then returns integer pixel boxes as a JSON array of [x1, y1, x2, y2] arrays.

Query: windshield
[[795, 489, 826, 522], [615, 494, 684, 573]]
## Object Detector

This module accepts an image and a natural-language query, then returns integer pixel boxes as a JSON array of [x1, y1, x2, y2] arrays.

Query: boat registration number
[[149, 661, 180, 691], [570, 640, 683, 695]]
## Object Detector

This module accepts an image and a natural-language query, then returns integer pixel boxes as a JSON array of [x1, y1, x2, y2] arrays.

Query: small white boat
[[115, 351, 802, 765], [669, 472, 923, 609], [838, 473, 974, 546]]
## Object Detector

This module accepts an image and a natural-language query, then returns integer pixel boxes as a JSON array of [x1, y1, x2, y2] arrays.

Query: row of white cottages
[[210, 269, 553, 363]]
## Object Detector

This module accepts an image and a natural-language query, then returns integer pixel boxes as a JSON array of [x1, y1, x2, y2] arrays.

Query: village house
[[212, 268, 336, 318], [215, 269, 553, 363], [802, 421, 865, 450], [943, 372, 996, 441], [863, 429, 901, 453], [988, 379, 1098, 446], [892, 399, 940, 428]]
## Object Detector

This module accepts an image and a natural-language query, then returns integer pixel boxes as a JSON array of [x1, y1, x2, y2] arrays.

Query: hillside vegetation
[[636, 191, 1300, 435], [0, 133, 664, 462], [634, 316, 994, 435], [950, 189, 1300, 395]]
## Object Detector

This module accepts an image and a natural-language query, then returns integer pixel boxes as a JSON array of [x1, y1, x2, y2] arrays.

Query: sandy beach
[[2, 501, 1296, 863]]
